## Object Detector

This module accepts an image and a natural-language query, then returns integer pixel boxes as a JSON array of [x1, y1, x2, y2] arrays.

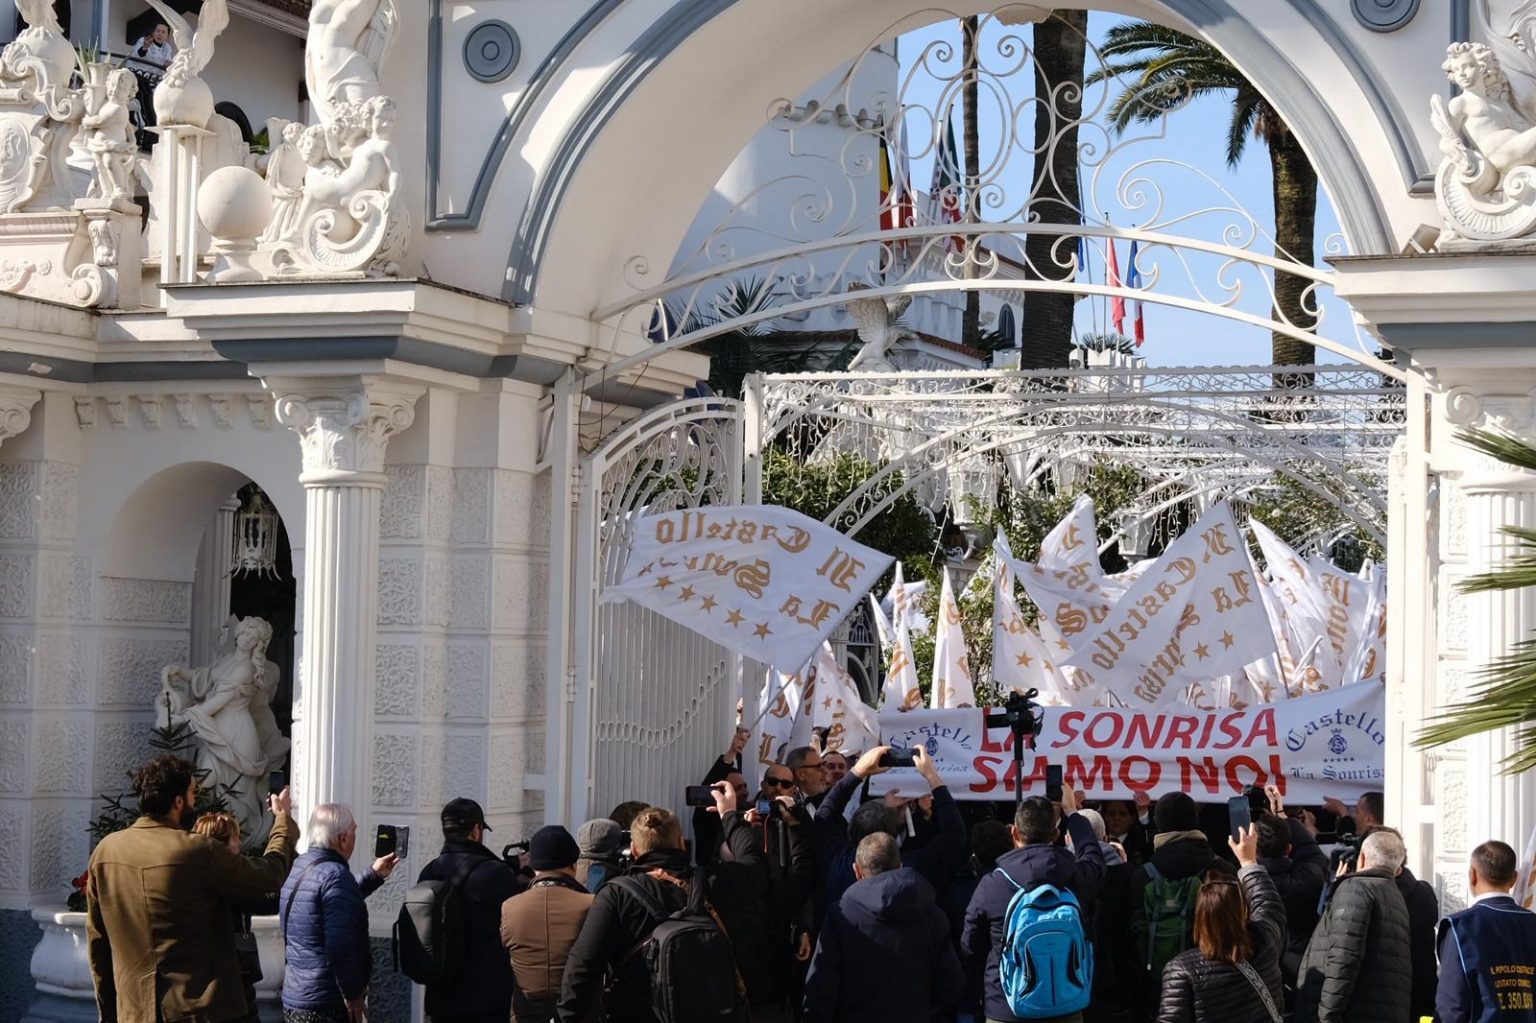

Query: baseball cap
[[441, 797, 491, 832]]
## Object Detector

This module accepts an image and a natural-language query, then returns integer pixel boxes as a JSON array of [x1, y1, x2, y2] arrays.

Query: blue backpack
[[995, 873, 1093, 1020]]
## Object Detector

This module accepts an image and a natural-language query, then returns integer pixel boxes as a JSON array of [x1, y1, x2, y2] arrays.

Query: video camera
[[501, 840, 531, 873], [985, 689, 1044, 741]]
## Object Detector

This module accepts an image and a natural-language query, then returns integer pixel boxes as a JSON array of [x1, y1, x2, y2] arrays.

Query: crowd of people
[[82, 741, 1536, 1023]]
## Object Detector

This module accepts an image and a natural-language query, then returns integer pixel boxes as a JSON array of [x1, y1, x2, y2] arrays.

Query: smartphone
[[1045, 764, 1064, 802], [755, 798, 775, 817], [879, 748, 917, 768], [374, 824, 397, 858], [684, 784, 715, 808], [1228, 794, 1253, 842], [268, 770, 285, 794], [395, 825, 410, 859]]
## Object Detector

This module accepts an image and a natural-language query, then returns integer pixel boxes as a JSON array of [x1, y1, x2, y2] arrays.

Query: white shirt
[[134, 38, 174, 68], [1472, 889, 1515, 906]]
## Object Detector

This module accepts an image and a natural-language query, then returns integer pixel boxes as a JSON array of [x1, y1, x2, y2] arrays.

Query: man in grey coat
[[1294, 828, 1413, 1023]]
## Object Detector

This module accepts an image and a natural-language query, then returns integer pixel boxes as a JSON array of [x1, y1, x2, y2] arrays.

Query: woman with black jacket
[[1156, 824, 1286, 1023]]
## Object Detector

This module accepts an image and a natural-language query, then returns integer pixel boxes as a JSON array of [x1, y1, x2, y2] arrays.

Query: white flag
[[993, 540, 1071, 702], [931, 569, 975, 709], [754, 667, 804, 768], [1065, 503, 1277, 708], [1310, 557, 1376, 684], [811, 643, 879, 755], [605, 505, 894, 670], [1041, 494, 1103, 579], [870, 592, 896, 655]]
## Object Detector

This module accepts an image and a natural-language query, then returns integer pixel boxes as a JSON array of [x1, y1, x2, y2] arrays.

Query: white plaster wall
[[200, 14, 306, 133]]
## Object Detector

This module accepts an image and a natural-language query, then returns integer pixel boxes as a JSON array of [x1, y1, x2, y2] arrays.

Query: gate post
[[543, 370, 584, 826]]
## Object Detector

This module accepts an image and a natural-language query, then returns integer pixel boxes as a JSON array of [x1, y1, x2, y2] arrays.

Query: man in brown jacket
[[501, 825, 594, 1023], [87, 753, 297, 1023]]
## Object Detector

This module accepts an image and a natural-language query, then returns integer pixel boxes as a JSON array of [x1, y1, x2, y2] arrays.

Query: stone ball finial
[[154, 76, 215, 130], [198, 166, 271, 283]]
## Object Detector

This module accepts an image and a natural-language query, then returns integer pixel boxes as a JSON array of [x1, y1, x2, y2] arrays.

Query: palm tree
[[1417, 429, 1536, 773], [1020, 11, 1088, 370], [1086, 23, 1318, 368]]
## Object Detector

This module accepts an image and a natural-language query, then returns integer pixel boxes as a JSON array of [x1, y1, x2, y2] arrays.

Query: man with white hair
[[1294, 827, 1413, 1023], [279, 804, 399, 1023]]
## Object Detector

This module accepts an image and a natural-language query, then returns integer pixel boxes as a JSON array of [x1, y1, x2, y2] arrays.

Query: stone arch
[[496, 0, 1435, 317]]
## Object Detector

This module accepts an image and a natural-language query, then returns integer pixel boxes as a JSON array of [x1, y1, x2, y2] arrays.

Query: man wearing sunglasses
[[785, 746, 829, 809]]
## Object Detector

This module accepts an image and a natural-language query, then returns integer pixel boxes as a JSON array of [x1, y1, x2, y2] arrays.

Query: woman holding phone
[[1154, 824, 1286, 1023]]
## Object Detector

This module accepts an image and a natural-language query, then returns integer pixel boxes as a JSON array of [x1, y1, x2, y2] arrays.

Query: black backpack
[[618, 870, 742, 1023], [393, 858, 481, 984]]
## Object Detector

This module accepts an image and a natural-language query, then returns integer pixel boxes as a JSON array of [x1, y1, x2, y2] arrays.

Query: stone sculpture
[[844, 282, 915, 372], [264, 0, 405, 276], [260, 120, 307, 245], [79, 69, 137, 208], [1433, 40, 1536, 244], [2, 0, 74, 97], [159, 616, 289, 847], [142, 0, 231, 129]]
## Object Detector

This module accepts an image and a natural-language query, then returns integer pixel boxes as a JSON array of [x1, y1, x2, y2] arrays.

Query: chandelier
[[232, 487, 281, 579]]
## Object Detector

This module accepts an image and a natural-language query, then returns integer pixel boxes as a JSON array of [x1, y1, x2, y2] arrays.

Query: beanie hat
[[576, 818, 622, 858], [528, 825, 580, 871], [1154, 791, 1198, 833]]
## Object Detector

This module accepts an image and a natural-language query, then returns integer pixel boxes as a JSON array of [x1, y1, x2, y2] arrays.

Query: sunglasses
[[764, 777, 795, 788]]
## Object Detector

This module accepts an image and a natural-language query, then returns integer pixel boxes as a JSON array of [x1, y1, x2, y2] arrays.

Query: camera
[[985, 689, 1043, 740], [755, 798, 776, 817], [1328, 831, 1362, 874], [879, 749, 917, 769], [502, 840, 530, 873]]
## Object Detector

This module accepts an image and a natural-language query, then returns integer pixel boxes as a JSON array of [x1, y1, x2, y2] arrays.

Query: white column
[[190, 497, 240, 667], [270, 380, 422, 859], [1457, 416, 1536, 852]]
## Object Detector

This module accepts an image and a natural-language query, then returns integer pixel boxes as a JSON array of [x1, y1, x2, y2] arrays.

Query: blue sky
[[896, 12, 1360, 368]]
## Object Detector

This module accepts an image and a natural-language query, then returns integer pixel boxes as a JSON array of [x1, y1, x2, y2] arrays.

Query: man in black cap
[[501, 826, 595, 1023], [414, 797, 524, 1023]]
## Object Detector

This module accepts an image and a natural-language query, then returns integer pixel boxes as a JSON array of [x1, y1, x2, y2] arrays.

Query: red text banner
[[874, 682, 1384, 803]]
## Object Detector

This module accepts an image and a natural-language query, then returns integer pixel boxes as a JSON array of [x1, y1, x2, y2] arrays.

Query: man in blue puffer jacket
[[279, 803, 400, 1022]]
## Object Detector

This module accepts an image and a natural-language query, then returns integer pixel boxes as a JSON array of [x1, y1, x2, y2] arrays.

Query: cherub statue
[[1440, 42, 1536, 178], [80, 68, 138, 205], [260, 120, 308, 245], [292, 95, 406, 273]]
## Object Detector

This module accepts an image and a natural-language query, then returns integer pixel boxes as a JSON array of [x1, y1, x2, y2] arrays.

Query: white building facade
[[0, 0, 1532, 1020]]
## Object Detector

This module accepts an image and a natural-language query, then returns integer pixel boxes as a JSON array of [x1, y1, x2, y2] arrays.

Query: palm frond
[[1461, 527, 1536, 593], [1226, 87, 1261, 166], [1458, 427, 1536, 474]]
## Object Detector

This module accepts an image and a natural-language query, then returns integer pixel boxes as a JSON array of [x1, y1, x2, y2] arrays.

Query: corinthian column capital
[[266, 377, 424, 483], [0, 384, 41, 447]]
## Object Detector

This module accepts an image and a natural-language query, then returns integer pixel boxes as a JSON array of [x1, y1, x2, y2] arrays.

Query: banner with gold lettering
[[992, 543, 1074, 703], [1063, 502, 1277, 708], [1040, 494, 1103, 579], [605, 506, 895, 671], [932, 569, 976, 708]]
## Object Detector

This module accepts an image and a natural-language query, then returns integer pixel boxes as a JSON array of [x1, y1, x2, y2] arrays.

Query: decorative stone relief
[[491, 643, 544, 722], [424, 552, 452, 630], [488, 734, 519, 810], [425, 466, 454, 545], [493, 557, 547, 633], [142, 0, 230, 130], [36, 551, 72, 619], [0, 719, 28, 792], [444, 732, 486, 805], [421, 643, 447, 719], [380, 465, 423, 539], [93, 720, 149, 792], [452, 468, 492, 545], [1353, 0, 1419, 31], [30, 803, 87, 892], [34, 633, 89, 705], [0, 387, 40, 448], [371, 731, 416, 807], [1442, 578, 1470, 653], [266, 0, 407, 277], [0, 554, 35, 618], [97, 637, 187, 706], [0, 632, 29, 703], [39, 463, 77, 542], [0, 807, 23, 891], [34, 717, 87, 793], [374, 643, 420, 717], [0, 462, 38, 539], [103, 398, 128, 428], [448, 558, 490, 633], [209, 396, 233, 429], [1438, 764, 1470, 851], [271, 387, 418, 479], [172, 395, 198, 429], [463, 21, 520, 83], [376, 558, 421, 626], [73, 397, 95, 430], [446, 646, 487, 720], [100, 578, 193, 624]]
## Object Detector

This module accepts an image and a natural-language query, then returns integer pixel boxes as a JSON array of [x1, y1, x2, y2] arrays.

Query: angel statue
[[141, 0, 230, 128], [1, 0, 74, 94], [844, 282, 915, 372], [1431, 40, 1536, 243], [159, 616, 289, 847]]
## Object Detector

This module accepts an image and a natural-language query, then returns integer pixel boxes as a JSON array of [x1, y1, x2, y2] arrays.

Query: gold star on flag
[[654, 576, 673, 590], [1044, 662, 1054, 673], [754, 622, 772, 639], [726, 609, 744, 627], [1220, 631, 1235, 650], [1016, 652, 1033, 668], [637, 562, 654, 577], [700, 595, 717, 613], [1194, 643, 1210, 660], [823, 697, 833, 710], [1057, 639, 1071, 651], [678, 585, 696, 601]]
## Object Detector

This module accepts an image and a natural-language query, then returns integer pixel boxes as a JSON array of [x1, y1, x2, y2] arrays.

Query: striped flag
[[1108, 239, 1125, 335], [1126, 239, 1146, 346]]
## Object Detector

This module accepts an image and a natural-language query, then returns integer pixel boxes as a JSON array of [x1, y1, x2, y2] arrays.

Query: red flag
[[1107, 239, 1126, 335]]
